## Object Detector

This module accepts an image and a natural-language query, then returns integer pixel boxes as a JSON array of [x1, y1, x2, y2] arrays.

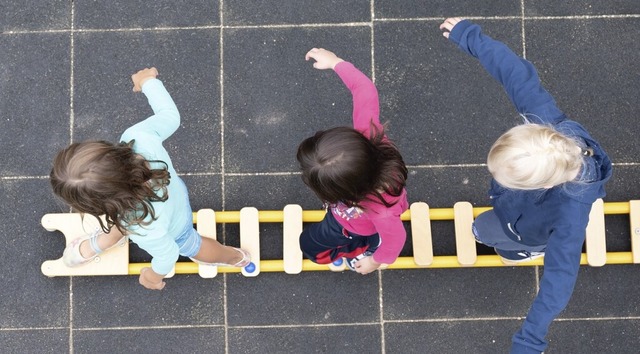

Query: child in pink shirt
[[297, 48, 409, 274]]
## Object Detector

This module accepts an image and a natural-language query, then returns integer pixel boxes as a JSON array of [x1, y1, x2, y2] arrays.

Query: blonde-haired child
[[440, 18, 612, 354]]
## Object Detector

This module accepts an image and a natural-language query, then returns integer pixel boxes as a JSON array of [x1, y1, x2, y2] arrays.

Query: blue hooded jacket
[[449, 20, 613, 354]]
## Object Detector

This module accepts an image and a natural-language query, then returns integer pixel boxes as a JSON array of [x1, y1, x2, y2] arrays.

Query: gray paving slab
[[74, 0, 220, 29], [0, 33, 70, 177], [375, 20, 523, 166], [73, 327, 225, 354], [383, 268, 536, 320], [73, 29, 221, 173], [547, 320, 640, 354], [1, 329, 68, 354], [0, 180, 69, 328], [560, 265, 640, 318], [227, 272, 380, 326], [524, 1, 640, 16], [376, 0, 520, 18], [0, 1, 70, 32], [73, 274, 225, 328], [524, 18, 640, 163], [223, 26, 371, 173], [385, 320, 523, 353], [224, 0, 371, 25], [228, 325, 382, 354]]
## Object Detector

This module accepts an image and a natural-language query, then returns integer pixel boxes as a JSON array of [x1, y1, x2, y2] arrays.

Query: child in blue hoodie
[[440, 18, 612, 354]]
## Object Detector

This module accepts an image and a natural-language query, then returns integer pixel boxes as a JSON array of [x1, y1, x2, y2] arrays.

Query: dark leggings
[[299, 211, 380, 264]]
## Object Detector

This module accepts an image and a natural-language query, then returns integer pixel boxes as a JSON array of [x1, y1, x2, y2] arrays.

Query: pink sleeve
[[333, 61, 382, 135], [370, 216, 407, 264]]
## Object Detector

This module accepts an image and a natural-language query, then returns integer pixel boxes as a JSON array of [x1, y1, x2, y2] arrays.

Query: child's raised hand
[[439, 17, 464, 39], [305, 48, 344, 70], [131, 67, 159, 92]]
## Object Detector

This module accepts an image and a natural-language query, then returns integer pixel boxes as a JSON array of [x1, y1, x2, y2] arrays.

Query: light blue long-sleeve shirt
[[119, 78, 192, 275]]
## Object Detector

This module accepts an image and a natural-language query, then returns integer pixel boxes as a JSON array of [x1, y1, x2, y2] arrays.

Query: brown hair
[[296, 125, 407, 208], [50, 140, 171, 234]]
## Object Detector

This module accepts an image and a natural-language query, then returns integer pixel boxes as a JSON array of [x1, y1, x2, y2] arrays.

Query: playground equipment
[[41, 199, 640, 277]]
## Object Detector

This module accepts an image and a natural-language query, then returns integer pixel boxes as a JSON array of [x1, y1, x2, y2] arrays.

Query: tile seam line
[[70, 324, 226, 331], [6, 160, 640, 181], [3, 14, 639, 35], [68, 1, 76, 353], [218, 3, 230, 354], [8, 315, 640, 332]]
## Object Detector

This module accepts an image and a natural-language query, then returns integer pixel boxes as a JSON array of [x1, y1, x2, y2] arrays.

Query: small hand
[[305, 48, 344, 70], [131, 67, 159, 92], [439, 17, 464, 39], [354, 256, 381, 275], [139, 267, 166, 290]]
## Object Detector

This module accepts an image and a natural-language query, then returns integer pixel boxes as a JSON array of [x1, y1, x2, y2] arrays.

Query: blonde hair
[[487, 124, 584, 190]]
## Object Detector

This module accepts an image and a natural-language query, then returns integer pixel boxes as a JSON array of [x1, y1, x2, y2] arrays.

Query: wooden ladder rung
[[454, 202, 477, 266], [410, 202, 433, 266], [283, 204, 303, 274], [240, 207, 260, 277], [586, 199, 607, 267], [196, 209, 217, 278]]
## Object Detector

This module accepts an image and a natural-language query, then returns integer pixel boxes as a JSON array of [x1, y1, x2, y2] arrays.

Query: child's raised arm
[[440, 18, 565, 125], [126, 67, 181, 142], [305, 48, 381, 135]]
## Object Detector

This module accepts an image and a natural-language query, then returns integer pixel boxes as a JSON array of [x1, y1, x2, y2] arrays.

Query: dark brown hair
[[296, 125, 407, 208], [50, 140, 171, 234]]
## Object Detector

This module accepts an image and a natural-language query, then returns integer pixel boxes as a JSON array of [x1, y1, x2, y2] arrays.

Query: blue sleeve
[[510, 223, 585, 354], [448, 20, 566, 125], [125, 78, 181, 141]]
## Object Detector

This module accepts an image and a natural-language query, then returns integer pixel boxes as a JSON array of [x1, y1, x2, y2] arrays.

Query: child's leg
[[299, 211, 370, 264], [78, 227, 125, 258], [193, 238, 246, 265], [473, 210, 544, 252], [176, 227, 248, 266]]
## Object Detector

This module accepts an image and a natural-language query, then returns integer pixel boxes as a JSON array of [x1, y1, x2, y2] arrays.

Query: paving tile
[[559, 265, 640, 318], [382, 268, 536, 320], [406, 166, 492, 207], [73, 29, 221, 173], [74, 0, 220, 29], [0, 33, 70, 177], [72, 274, 225, 328], [223, 26, 371, 173], [0, 1, 70, 32], [385, 320, 522, 353], [226, 272, 380, 326], [524, 1, 640, 16], [1, 329, 68, 354], [0, 180, 70, 328], [524, 18, 640, 163], [224, 0, 371, 25], [376, 0, 520, 19], [374, 20, 523, 166], [74, 327, 225, 354], [228, 325, 381, 354], [548, 319, 640, 354]]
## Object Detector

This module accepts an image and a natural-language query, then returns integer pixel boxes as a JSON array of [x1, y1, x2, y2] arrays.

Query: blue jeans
[[175, 223, 202, 258], [472, 210, 546, 253]]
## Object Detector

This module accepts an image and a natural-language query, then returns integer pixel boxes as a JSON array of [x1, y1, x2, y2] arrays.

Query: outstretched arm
[[129, 67, 181, 141], [305, 48, 381, 135], [440, 18, 565, 124]]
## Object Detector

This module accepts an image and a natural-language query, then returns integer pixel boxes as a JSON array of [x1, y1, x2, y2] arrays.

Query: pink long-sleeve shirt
[[330, 61, 409, 264]]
